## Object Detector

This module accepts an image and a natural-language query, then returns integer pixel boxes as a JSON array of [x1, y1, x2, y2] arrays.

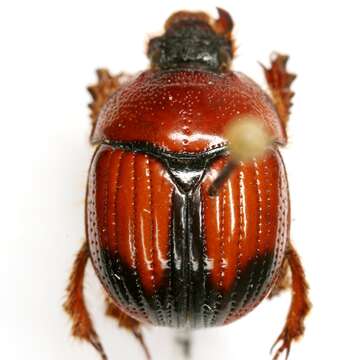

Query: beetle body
[[63, 8, 310, 360], [87, 67, 289, 327]]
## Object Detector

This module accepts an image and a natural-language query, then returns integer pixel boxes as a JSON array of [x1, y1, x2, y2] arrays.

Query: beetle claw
[[132, 329, 152, 360], [89, 332, 108, 360], [271, 329, 292, 360]]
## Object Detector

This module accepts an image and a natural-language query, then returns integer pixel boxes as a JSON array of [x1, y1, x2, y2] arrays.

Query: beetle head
[[148, 8, 235, 72]]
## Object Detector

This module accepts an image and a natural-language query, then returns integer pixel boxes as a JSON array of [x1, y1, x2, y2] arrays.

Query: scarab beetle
[[64, 8, 310, 360]]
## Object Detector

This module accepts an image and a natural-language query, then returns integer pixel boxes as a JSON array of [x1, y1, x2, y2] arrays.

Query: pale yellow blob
[[224, 117, 273, 162]]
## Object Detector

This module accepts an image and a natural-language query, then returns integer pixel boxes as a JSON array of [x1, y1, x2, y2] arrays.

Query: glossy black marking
[[166, 161, 205, 193], [106, 140, 228, 161], [107, 141, 226, 193], [99, 248, 274, 327], [170, 189, 187, 326], [188, 187, 206, 328], [94, 141, 276, 327], [147, 18, 233, 71], [215, 252, 274, 325]]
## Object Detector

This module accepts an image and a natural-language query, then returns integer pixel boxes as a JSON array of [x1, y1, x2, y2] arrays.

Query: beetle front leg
[[262, 53, 296, 133], [63, 242, 108, 360], [105, 298, 151, 360], [271, 242, 311, 360], [87, 69, 132, 139]]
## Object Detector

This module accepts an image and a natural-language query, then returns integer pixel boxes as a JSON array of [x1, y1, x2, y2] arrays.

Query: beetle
[[64, 8, 310, 360]]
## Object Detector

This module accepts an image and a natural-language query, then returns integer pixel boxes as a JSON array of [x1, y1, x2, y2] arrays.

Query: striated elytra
[[87, 71, 289, 328], [65, 8, 310, 360]]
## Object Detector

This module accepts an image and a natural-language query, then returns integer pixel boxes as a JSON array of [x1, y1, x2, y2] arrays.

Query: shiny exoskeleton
[[65, 8, 310, 360], [87, 70, 289, 327]]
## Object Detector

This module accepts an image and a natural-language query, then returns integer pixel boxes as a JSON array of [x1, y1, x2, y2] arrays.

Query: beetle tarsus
[[270, 242, 311, 360], [63, 242, 108, 360], [105, 297, 151, 359], [133, 329, 152, 360], [89, 333, 108, 360], [271, 329, 292, 360]]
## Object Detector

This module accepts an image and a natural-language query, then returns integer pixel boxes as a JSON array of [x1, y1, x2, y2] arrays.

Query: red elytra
[[64, 8, 310, 360], [87, 143, 289, 326]]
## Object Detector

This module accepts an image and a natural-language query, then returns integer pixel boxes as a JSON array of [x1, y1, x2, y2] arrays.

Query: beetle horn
[[214, 8, 234, 36]]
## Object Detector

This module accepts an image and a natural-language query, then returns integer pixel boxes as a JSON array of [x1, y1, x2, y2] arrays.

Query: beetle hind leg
[[63, 242, 108, 360], [271, 242, 311, 360], [268, 259, 290, 299], [105, 298, 151, 360]]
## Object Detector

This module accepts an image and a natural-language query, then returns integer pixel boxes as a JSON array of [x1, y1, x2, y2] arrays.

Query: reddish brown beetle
[[64, 8, 310, 360]]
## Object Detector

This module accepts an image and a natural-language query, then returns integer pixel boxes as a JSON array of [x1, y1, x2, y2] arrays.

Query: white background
[[1, 0, 359, 359]]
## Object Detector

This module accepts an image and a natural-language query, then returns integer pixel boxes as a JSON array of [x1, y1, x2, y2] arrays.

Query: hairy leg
[[261, 53, 296, 131], [268, 259, 290, 299], [63, 242, 107, 359], [105, 298, 151, 360], [271, 242, 311, 360]]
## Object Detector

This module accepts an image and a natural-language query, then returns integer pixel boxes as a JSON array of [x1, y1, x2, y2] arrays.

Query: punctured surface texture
[[87, 144, 289, 327]]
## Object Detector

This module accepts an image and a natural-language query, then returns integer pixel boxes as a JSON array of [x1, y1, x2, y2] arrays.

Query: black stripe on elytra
[[217, 251, 274, 325], [97, 141, 277, 327], [99, 248, 275, 327], [99, 250, 142, 319], [100, 248, 169, 325], [188, 187, 206, 328], [169, 189, 188, 327]]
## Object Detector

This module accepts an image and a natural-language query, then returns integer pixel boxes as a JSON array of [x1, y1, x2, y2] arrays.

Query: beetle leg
[[105, 298, 151, 360], [271, 242, 311, 360], [63, 242, 108, 360], [261, 54, 296, 132], [268, 259, 290, 299], [87, 69, 132, 138]]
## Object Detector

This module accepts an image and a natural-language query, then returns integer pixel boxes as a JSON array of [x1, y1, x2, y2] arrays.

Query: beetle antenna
[[208, 117, 274, 196]]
